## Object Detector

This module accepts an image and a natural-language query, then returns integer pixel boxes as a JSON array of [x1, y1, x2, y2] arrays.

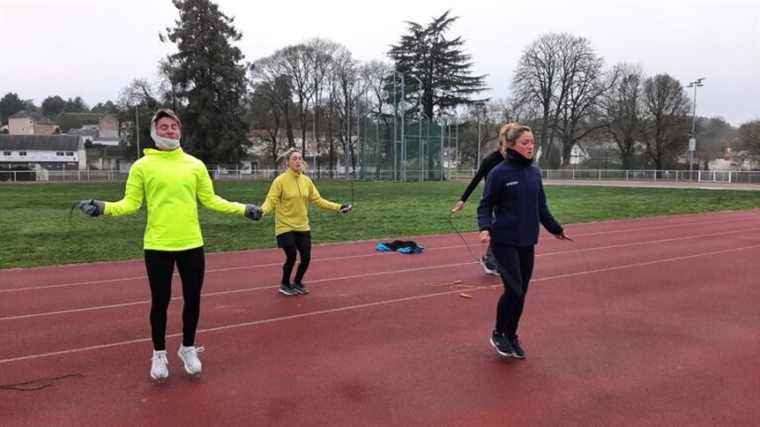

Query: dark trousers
[[490, 244, 535, 338], [144, 246, 205, 351], [277, 231, 312, 285]]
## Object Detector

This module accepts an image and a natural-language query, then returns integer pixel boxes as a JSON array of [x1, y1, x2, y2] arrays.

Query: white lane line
[[2, 242, 759, 365]]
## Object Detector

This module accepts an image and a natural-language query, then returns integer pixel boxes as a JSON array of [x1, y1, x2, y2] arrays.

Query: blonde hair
[[498, 123, 520, 145], [279, 148, 309, 171], [499, 123, 533, 145]]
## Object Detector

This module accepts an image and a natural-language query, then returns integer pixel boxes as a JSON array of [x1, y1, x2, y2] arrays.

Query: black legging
[[278, 231, 312, 285], [490, 244, 535, 338], [144, 246, 205, 351]]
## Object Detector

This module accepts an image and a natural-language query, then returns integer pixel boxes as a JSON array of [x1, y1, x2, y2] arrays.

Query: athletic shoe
[[150, 350, 169, 380], [480, 256, 499, 276], [279, 283, 298, 296], [509, 336, 526, 359], [177, 345, 204, 375], [490, 330, 515, 358], [293, 283, 309, 294]]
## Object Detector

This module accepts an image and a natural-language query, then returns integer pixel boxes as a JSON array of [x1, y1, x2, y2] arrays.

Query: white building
[[0, 135, 86, 170]]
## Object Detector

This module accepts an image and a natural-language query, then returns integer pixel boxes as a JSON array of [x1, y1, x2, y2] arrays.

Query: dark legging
[[490, 244, 535, 338], [277, 231, 312, 285], [144, 246, 205, 351]]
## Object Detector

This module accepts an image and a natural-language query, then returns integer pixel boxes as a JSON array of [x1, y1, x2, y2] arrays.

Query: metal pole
[[687, 77, 705, 172], [411, 76, 423, 182], [357, 91, 362, 180], [313, 90, 318, 178], [419, 118, 423, 182], [400, 74, 406, 182], [393, 74, 397, 182], [691, 85, 697, 171], [477, 113, 481, 167], [135, 105, 141, 158], [455, 117, 459, 170], [440, 121, 445, 181], [346, 87, 351, 179]]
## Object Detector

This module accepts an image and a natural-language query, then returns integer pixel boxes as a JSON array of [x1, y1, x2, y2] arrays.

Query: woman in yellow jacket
[[76, 109, 262, 381], [259, 150, 351, 296]]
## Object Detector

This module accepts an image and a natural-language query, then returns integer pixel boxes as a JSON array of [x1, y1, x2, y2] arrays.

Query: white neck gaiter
[[150, 126, 181, 151]]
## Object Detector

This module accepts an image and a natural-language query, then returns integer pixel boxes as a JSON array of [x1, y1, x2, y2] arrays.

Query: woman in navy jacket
[[477, 124, 572, 359], [451, 123, 520, 276]]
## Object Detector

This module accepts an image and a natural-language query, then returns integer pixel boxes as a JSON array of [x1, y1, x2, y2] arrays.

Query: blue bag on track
[[375, 240, 424, 254]]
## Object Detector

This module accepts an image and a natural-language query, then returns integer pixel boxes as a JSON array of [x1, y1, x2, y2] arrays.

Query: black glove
[[77, 199, 105, 217], [244, 204, 262, 221], [339, 204, 352, 214]]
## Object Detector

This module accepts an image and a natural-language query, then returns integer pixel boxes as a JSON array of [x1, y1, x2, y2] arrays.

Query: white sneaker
[[150, 350, 169, 381], [177, 345, 204, 375]]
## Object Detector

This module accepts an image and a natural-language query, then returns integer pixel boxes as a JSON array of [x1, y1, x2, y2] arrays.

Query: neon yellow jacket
[[261, 169, 341, 236], [104, 148, 246, 251]]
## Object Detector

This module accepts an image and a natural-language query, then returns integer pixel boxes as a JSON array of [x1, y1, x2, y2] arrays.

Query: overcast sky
[[1, 0, 758, 125]]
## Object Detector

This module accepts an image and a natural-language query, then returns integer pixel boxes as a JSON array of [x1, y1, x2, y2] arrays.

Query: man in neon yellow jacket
[[76, 109, 262, 382], [259, 150, 351, 296]]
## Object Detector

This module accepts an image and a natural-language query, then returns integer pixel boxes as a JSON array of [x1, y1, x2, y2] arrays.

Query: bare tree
[[642, 74, 691, 169], [457, 100, 513, 168], [553, 41, 613, 166], [248, 80, 291, 169], [306, 38, 341, 175], [359, 60, 394, 177], [119, 78, 160, 108], [695, 116, 735, 169], [249, 55, 296, 148], [331, 47, 360, 175], [513, 33, 612, 168], [600, 63, 645, 169], [513, 33, 564, 167], [279, 44, 315, 155], [735, 119, 760, 160]]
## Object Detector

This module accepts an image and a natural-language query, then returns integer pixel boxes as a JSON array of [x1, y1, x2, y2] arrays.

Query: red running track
[[1, 210, 759, 426]]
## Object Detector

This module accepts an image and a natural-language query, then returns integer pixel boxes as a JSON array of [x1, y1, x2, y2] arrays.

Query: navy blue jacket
[[477, 149, 563, 247]]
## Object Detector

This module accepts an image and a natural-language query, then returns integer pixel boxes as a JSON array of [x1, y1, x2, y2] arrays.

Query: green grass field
[[2, 180, 760, 269]]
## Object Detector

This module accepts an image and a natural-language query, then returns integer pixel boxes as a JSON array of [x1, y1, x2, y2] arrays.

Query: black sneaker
[[279, 283, 297, 296], [490, 330, 515, 358], [481, 256, 498, 276], [509, 336, 526, 359], [293, 283, 309, 295]]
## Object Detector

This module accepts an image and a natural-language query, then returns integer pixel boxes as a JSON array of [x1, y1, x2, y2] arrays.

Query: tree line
[[2, 0, 757, 171]]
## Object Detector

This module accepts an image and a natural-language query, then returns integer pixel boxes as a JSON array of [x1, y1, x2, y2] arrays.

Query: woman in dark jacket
[[452, 123, 519, 275], [477, 124, 572, 359]]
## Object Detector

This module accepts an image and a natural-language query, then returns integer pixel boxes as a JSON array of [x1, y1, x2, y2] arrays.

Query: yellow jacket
[[261, 169, 341, 236], [104, 148, 246, 251]]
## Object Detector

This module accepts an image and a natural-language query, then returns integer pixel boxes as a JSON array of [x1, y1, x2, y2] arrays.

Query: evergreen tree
[[388, 10, 488, 119], [161, 0, 249, 165]]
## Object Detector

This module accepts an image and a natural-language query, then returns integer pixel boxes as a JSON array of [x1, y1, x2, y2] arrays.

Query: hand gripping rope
[[446, 211, 525, 298]]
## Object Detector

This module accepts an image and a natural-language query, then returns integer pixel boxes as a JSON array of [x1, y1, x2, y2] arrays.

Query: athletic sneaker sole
[[490, 337, 514, 358], [177, 356, 202, 376], [150, 374, 169, 382], [278, 288, 297, 296], [177, 347, 204, 376]]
